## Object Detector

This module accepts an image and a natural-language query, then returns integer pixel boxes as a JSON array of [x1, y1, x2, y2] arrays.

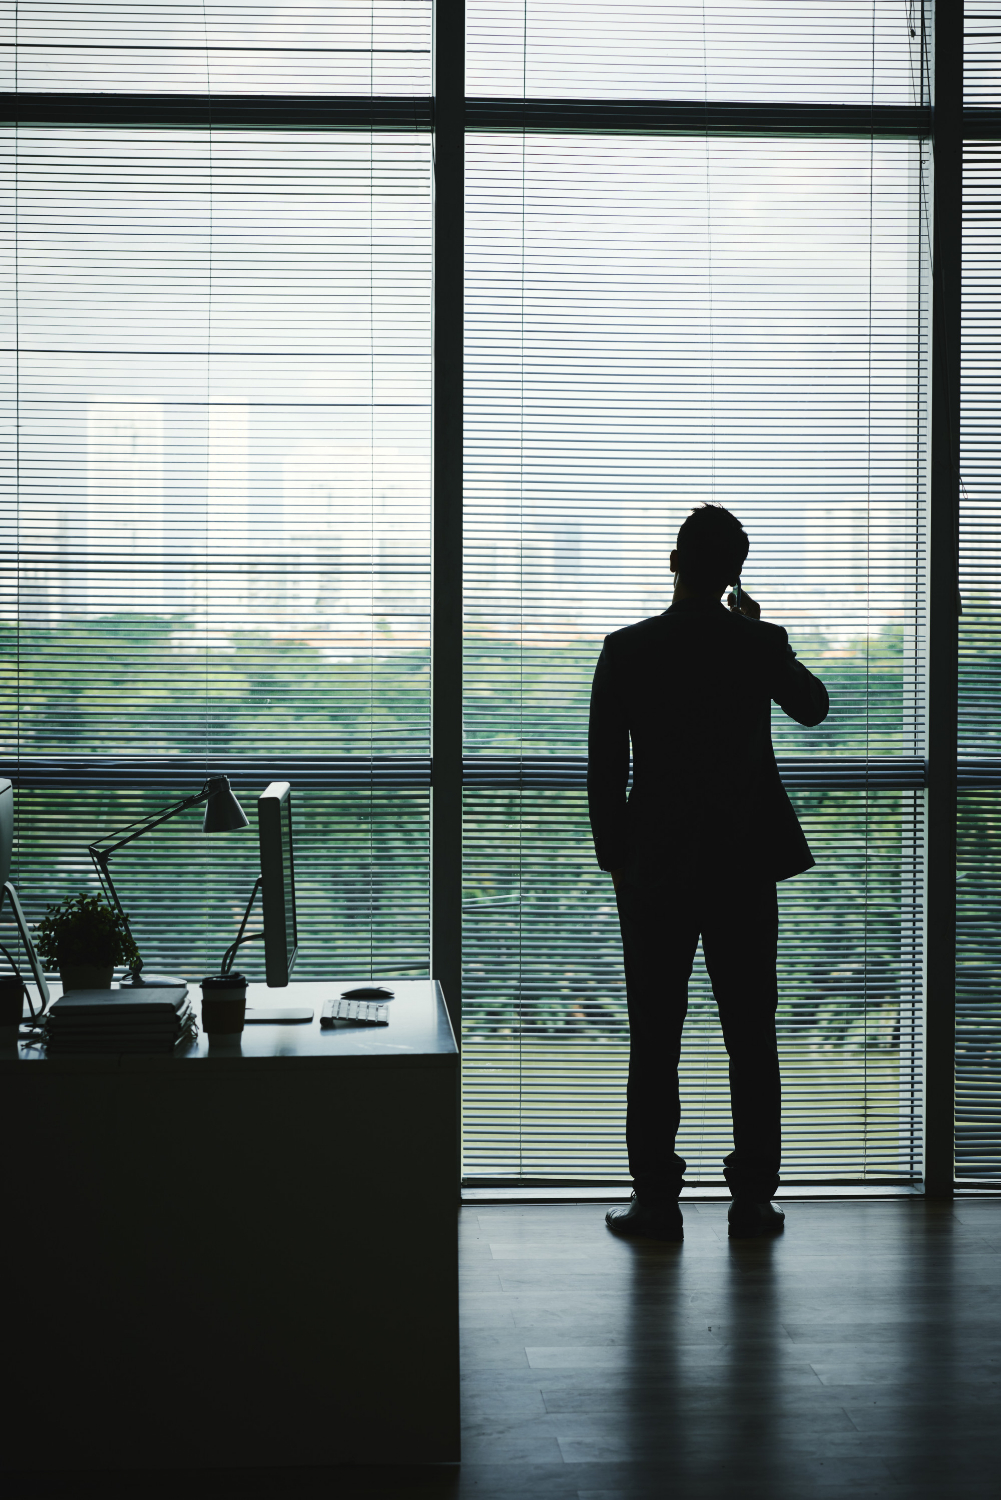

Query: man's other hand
[[728, 589, 760, 620]]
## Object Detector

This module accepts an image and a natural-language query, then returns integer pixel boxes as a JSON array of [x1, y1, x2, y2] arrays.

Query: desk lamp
[[88, 775, 249, 988]]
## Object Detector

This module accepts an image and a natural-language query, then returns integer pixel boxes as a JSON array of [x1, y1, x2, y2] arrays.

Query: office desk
[[0, 980, 459, 1469]]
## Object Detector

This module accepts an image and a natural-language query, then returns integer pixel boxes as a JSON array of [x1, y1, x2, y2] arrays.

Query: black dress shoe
[[606, 1193, 683, 1241], [727, 1200, 785, 1239]]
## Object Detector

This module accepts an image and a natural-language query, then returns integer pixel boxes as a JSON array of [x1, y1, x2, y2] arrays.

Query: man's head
[[671, 503, 749, 597]]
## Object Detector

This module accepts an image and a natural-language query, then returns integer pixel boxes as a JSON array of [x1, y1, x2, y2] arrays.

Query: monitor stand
[[244, 1003, 314, 1023]]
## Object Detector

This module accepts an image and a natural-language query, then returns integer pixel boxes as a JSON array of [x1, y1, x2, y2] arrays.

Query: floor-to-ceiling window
[[461, 0, 932, 1187], [0, 4, 434, 981], [956, 2, 1001, 1182]]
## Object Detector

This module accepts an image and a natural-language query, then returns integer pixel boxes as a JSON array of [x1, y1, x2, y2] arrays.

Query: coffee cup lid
[[201, 972, 247, 991]]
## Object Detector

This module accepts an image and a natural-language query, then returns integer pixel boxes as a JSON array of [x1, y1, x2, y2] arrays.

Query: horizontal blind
[[467, 1, 928, 105], [0, 10, 434, 986], [1, 128, 432, 762], [957, 133, 1001, 1179], [9, 785, 430, 982], [463, 788, 922, 1182], [965, 2, 1001, 106], [463, 127, 929, 1183], [0, 2, 432, 94]]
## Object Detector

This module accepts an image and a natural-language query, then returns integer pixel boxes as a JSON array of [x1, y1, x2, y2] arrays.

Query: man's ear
[[669, 549, 679, 574]]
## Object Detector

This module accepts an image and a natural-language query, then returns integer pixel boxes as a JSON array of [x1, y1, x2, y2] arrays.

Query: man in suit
[[588, 503, 829, 1241]]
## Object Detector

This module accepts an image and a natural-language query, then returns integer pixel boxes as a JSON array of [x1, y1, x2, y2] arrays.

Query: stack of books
[[45, 986, 195, 1054]]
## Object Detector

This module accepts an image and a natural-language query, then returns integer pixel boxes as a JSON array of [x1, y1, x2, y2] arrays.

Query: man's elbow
[[802, 687, 830, 728]]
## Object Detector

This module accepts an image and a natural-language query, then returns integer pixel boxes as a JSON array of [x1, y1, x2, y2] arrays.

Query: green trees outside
[[0, 612, 431, 980], [0, 615, 430, 759], [6, 606, 992, 1179]]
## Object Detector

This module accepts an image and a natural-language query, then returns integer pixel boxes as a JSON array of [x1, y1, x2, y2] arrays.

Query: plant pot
[[60, 963, 115, 991]]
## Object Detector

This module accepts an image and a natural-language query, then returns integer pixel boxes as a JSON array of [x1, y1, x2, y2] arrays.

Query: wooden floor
[[7, 1198, 1000, 1499], [451, 1197, 1001, 1498]]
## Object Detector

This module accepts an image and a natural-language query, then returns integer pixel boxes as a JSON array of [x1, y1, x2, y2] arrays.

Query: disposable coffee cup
[[200, 972, 248, 1036]]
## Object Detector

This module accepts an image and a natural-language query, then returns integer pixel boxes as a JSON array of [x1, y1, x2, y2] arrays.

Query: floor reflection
[[623, 1232, 686, 1465], [718, 1235, 784, 1482], [621, 1205, 786, 1478]]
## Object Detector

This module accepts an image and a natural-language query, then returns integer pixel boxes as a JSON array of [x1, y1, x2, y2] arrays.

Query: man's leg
[[615, 864, 700, 1203], [700, 876, 781, 1203]]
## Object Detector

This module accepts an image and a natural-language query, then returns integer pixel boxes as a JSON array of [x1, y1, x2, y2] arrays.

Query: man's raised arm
[[730, 587, 828, 729], [768, 629, 829, 728]]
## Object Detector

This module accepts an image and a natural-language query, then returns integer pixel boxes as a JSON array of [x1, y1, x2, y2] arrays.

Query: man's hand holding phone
[[727, 586, 760, 620]]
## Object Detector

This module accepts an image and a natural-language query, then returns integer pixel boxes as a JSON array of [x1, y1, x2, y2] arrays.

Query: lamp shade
[[202, 776, 250, 833]]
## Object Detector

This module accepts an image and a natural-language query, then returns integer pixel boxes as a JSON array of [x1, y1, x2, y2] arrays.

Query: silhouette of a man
[[588, 504, 829, 1240]]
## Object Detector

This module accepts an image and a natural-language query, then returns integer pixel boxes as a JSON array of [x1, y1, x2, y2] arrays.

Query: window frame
[[2, 0, 994, 1192]]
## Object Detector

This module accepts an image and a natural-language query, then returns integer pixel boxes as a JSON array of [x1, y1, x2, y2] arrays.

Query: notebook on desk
[[46, 987, 194, 1054], [50, 987, 189, 1015]]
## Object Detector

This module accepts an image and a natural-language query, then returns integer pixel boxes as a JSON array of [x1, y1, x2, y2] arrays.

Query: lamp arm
[[88, 783, 213, 863], [86, 780, 214, 981], [88, 846, 140, 974]]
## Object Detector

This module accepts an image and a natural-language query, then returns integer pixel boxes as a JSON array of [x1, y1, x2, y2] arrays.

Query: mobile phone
[[733, 579, 742, 614]]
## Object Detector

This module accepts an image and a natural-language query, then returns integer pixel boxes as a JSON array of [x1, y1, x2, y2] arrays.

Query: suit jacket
[[587, 596, 830, 881]]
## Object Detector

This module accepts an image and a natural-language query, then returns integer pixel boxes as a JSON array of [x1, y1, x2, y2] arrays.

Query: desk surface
[[8, 978, 457, 1069]]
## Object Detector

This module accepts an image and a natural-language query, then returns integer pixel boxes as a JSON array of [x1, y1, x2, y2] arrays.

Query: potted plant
[[34, 893, 140, 991]]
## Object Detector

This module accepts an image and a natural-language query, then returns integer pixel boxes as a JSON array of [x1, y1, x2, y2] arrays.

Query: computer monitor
[[0, 777, 50, 1012], [0, 778, 12, 887], [259, 781, 298, 987]]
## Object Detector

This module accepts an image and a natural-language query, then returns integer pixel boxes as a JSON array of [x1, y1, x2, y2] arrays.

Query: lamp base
[[120, 972, 187, 989]]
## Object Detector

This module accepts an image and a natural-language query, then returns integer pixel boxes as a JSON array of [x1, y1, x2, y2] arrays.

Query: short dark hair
[[675, 504, 749, 590]]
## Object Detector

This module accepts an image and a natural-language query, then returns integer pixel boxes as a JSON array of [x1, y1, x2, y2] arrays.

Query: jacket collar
[[665, 596, 728, 616]]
